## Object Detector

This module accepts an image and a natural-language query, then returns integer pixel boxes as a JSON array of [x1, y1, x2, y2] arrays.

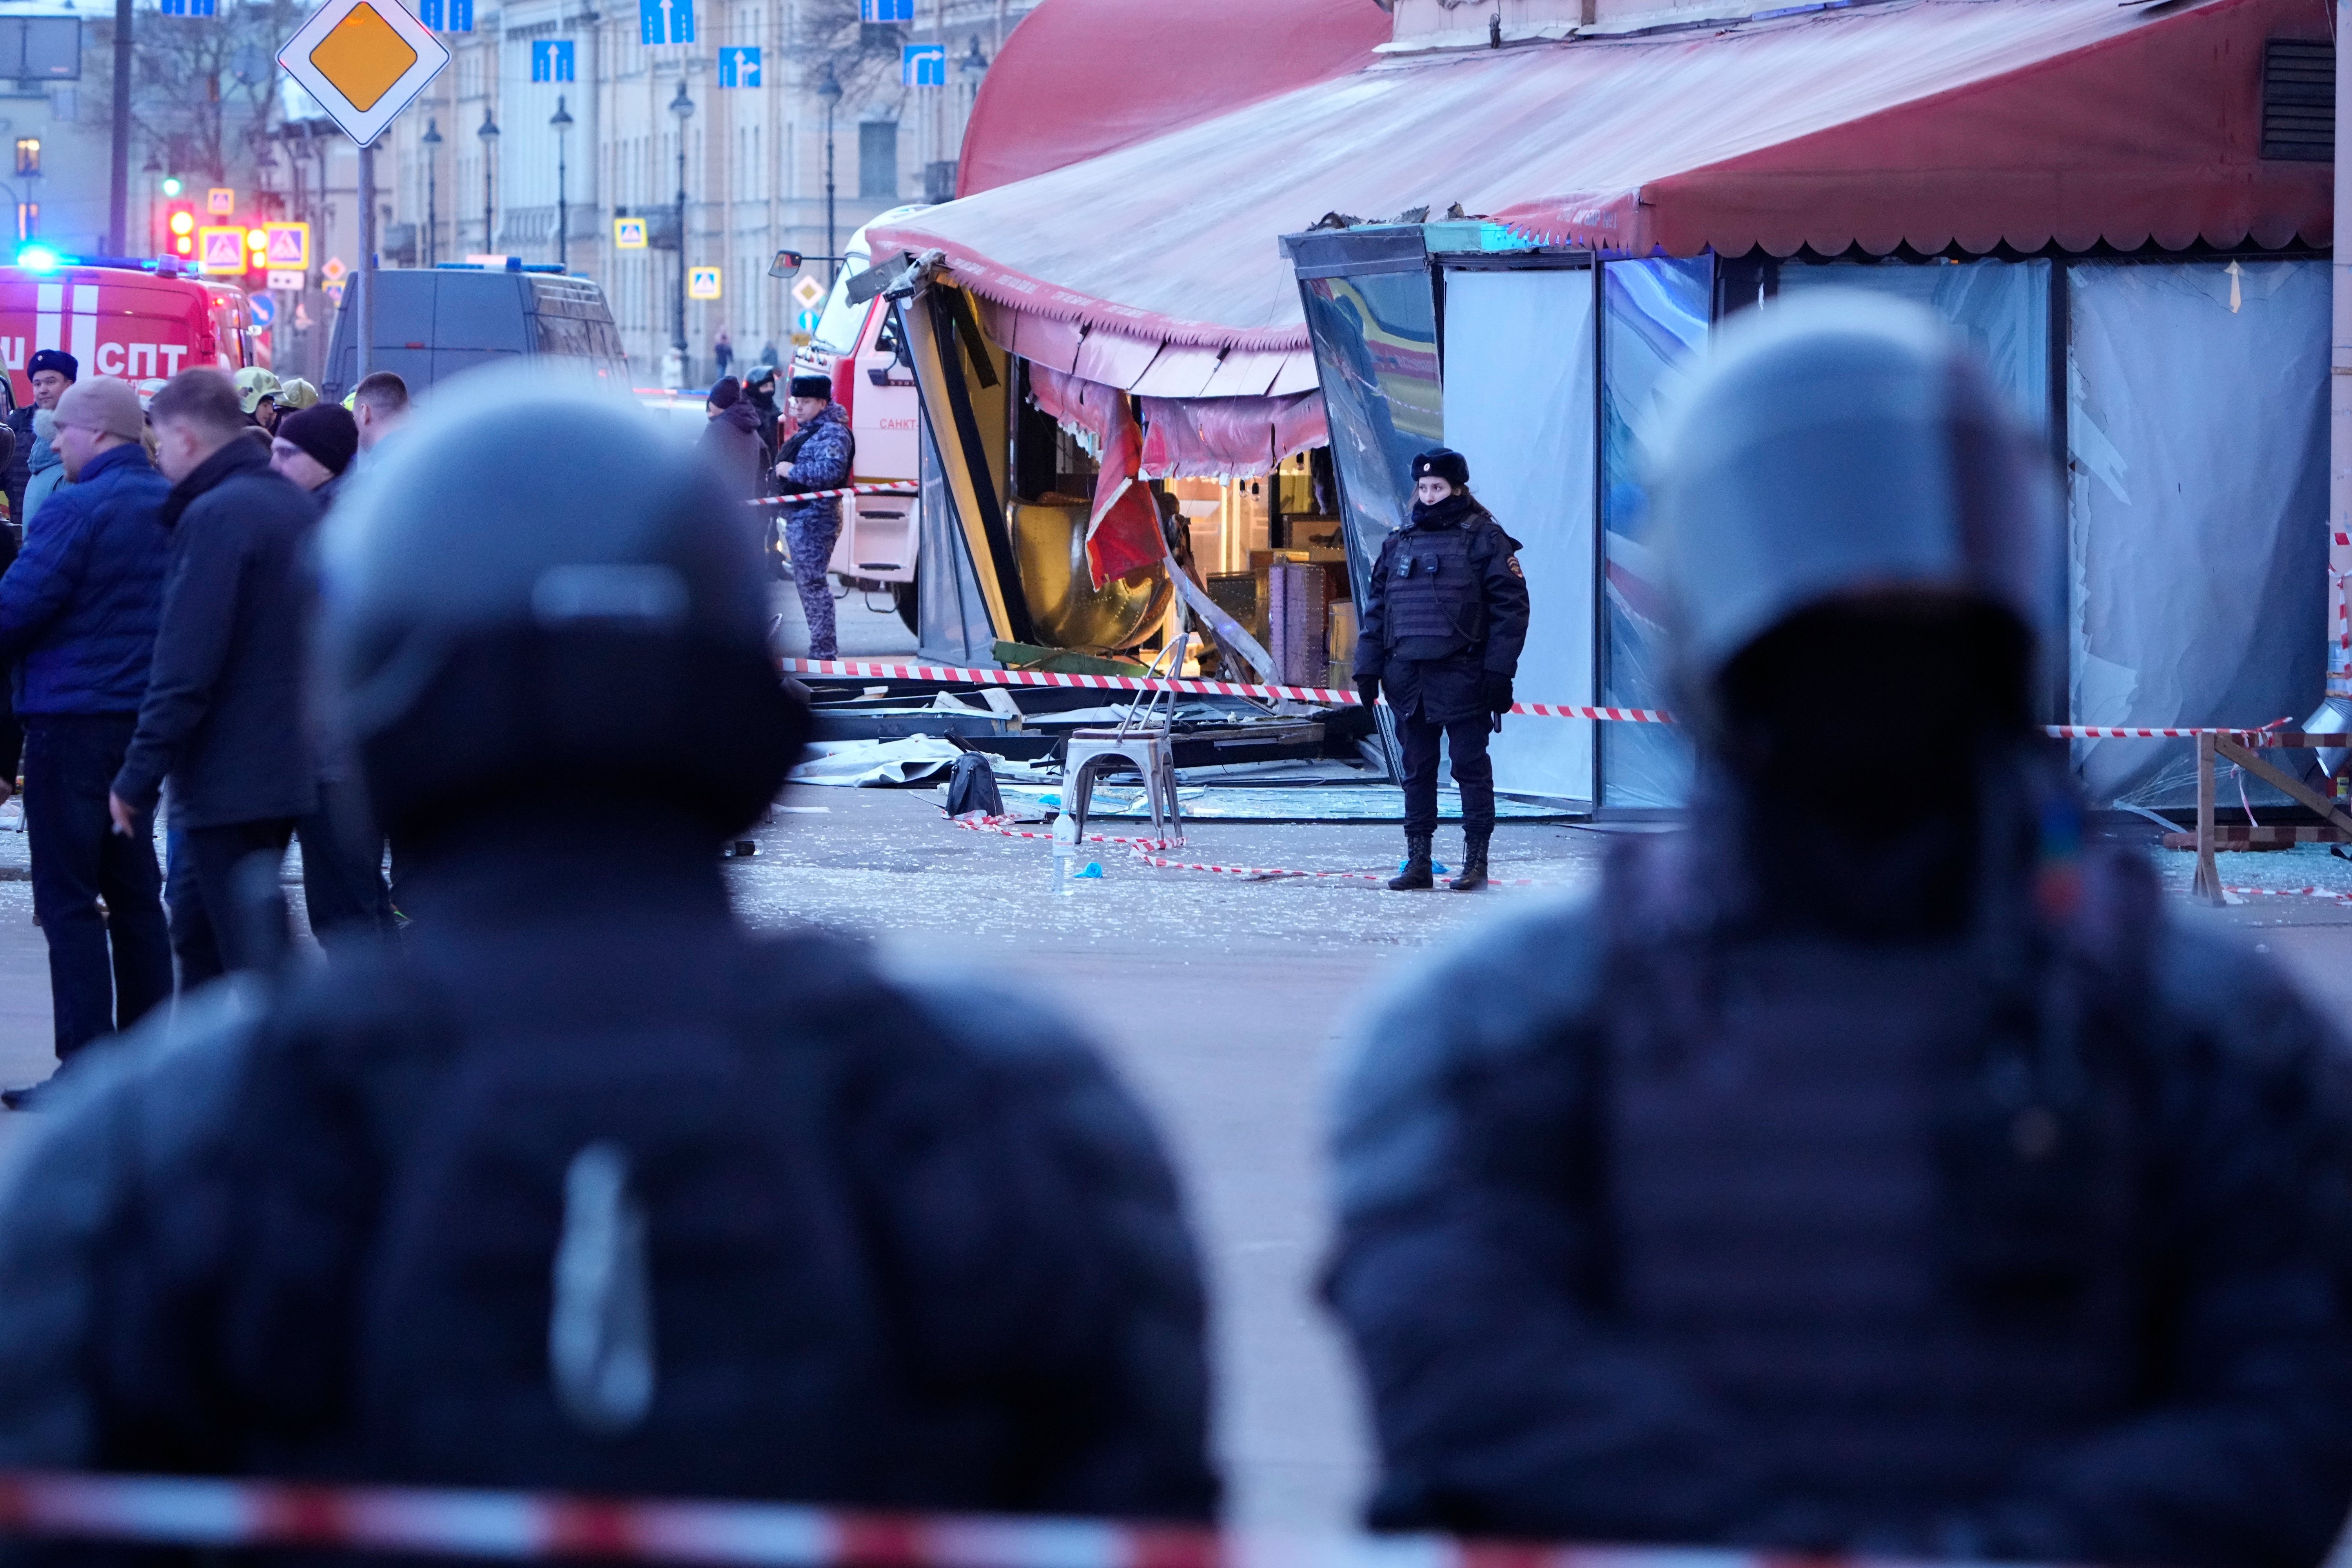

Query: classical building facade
[[377, 0, 1024, 384]]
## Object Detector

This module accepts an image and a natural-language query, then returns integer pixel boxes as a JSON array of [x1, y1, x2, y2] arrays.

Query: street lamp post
[[550, 96, 573, 269], [477, 107, 499, 254], [669, 78, 693, 386], [420, 117, 441, 267], [817, 61, 841, 285]]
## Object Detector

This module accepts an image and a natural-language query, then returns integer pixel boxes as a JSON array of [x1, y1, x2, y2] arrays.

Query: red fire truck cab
[[0, 260, 261, 407]]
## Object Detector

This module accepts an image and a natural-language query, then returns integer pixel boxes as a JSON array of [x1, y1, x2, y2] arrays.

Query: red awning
[[956, 0, 1390, 197], [880, 0, 2329, 363]]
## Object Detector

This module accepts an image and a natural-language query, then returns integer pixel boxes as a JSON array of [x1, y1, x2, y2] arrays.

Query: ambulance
[[0, 253, 262, 406]]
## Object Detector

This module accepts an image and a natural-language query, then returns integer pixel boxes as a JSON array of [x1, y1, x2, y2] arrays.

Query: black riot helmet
[[314, 368, 808, 844]]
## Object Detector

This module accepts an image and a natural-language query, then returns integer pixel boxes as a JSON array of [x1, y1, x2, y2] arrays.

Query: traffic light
[[165, 200, 196, 259], [160, 175, 181, 198]]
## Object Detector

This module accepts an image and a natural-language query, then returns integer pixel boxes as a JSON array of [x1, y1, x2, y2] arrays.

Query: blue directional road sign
[[901, 41, 944, 85], [417, 0, 473, 31], [860, 0, 912, 20], [639, 0, 693, 45], [531, 40, 575, 80], [158, 0, 219, 16], [248, 292, 276, 328], [717, 45, 759, 86]]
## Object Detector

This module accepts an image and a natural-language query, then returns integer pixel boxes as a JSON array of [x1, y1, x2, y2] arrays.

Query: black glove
[[1356, 675, 1381, 708], [1485, 673, 1514, 715]]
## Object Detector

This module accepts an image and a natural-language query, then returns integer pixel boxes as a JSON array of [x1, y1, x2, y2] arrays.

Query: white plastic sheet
[[788, 735, 966, 787], [1442, 265, 1599, 804], [2066, 260, 2328, 806]]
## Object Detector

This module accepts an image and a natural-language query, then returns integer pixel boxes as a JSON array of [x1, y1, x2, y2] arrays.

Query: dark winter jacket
[[1327, 753, 2352, 1568], [0, 443, 172, 716], [4, 403, 34, 532], [699, 399, 770, 503], [111, 437, 320, 828], [776, 402, 854, 532], [0, 828, 1220, 1521], [1354, 495, 1528, 722]]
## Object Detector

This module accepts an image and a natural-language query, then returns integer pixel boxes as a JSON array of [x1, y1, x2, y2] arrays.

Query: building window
[[13, 138, 36, 176], [16, 202, 36, 240], [857, 121, 897, 200]]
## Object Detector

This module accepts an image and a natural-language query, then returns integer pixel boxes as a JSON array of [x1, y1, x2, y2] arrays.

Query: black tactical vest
[[1382, 523, 1485, 655]]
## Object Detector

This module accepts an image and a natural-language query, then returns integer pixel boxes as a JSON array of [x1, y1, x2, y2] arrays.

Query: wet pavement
[[0, 769, 2345, 1530]]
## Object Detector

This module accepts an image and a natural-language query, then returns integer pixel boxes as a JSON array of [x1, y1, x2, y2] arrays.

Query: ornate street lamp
[[669, 78, 694, 382], [549, 96, 573, 269], [419, 117, 442, 267], [477, 106, 500, 252]]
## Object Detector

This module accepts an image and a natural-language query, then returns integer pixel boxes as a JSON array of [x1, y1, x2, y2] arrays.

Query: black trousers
[[1397, 709, 1495, 840], [176, 816, 298, 985], [297, 779, 394, 944], [21, 714, 172, 1058]]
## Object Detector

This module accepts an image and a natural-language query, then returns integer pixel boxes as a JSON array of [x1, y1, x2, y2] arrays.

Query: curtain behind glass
[[1600, 256, 1710, 808], [1775, 258, 2051, 436], [2067, 260, 2328, 806], [1442, 266, 1598, 804]]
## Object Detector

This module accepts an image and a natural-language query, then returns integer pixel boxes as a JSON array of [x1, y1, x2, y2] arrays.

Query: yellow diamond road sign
[[791, 274, 824, 309], [277, 0, 449, 148]]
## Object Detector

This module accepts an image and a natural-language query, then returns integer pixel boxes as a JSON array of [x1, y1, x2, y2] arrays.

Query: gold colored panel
[[1010, 501, 1173, 654]]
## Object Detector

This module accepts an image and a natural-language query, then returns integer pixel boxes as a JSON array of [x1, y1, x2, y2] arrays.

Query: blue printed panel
[[718, 45, 760, 86], [639, 0, 693, 45]]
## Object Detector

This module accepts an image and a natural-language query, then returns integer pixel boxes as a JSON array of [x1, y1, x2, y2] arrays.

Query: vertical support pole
[[357, 142, 376, 385], [108, 0, 131, 256], [2194, 732, 2223, 904]]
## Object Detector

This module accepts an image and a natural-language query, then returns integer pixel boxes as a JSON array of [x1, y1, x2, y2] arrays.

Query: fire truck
[[0, 252, 263, 407]]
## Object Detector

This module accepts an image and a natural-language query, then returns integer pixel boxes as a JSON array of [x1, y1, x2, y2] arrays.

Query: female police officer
[[1353, 448, 1529, 891]]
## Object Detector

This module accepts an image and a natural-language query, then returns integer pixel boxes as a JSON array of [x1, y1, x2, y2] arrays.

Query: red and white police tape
[[2221, 885, 2352, 905], [785, 660, 2336, 747], [753, 483, 922, 508], [0, 1466, 1713, 1568]]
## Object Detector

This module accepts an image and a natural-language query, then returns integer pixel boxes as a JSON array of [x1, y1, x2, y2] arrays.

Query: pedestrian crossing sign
[[791, 274, 824, 309], [688, 265, 721, 300], [277, 0, 452, 148], [206, 186, 235, 215], [638, 0, 693, 45], [613, 216, 648, 249], [530, 40, 574, 81], [263, 220, 309, 269], [717, 45, 759, 86], [195, 225, 245, 274]]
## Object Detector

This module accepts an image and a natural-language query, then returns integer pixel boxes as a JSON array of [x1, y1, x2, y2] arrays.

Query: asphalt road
[[0, 777, 2346, 1532]]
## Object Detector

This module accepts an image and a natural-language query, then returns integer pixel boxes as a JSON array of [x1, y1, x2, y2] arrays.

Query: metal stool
[[1063, 635, 1189, 847]]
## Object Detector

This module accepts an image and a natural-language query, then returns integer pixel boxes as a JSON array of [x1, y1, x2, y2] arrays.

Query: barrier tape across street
[[785, 660, 2335, 747], [949, 817, 1559, 888], [0, 1466, 1669, 1568], [753, 484, 922, 508]]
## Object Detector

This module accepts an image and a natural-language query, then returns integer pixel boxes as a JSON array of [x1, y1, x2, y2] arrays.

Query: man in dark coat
[[110, 368, 319, 984], [1354, 447, 1528, 891], [271, 401, 394, 944], [1325, 295, 2352, 1568], [0, 372, 1219, 1523], [5, 348, 73, 527], [0, 376, 173, 1100], [742, 362, 782, 451], [700, 375, 769, 503]]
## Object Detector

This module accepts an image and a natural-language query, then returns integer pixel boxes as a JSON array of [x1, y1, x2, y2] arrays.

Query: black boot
[[1388, 832, 1434, 891], [1450, 830, 1490, 891]]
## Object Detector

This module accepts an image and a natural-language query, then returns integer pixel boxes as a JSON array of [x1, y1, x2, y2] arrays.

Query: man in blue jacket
[[0, 376, 173, 1093], [110, 368, 318, 984], [1326, 297, 2352, 1568]]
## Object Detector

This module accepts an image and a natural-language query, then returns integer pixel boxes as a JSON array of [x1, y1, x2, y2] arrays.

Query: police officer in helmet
[[0, 370, 1219, 1521], [1324, 296, 2352, 1566], [1355, 448, 1529, 891]]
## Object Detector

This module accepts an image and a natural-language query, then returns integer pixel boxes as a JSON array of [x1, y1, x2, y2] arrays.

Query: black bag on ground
[[943, 749, 1003, 819]]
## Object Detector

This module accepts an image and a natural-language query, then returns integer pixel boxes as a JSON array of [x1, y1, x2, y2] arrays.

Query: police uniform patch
[[1506, 554, 1524, 579]]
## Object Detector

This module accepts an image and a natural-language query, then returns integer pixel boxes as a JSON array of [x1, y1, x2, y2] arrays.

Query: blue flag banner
[[860, 0, 913, 20], [639, 0, 694, 45], [900, 41, 944, 85], [531, 40, 575, 80], [717, 45, 760, 86]]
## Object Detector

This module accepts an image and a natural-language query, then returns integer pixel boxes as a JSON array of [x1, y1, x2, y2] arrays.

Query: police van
[[321, 262, 628, 398]]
